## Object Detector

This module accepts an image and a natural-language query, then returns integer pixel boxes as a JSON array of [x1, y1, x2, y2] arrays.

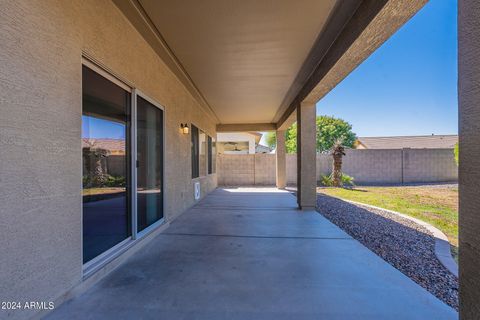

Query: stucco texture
[[0, 1, 216, 319], [458, 1, 480, 319]]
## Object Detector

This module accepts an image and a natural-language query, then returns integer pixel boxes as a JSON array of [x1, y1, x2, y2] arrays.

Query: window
[[212, 137, 216, 173], [136, 96, 164, 232], [191, 125, 199, 178], [199, 130, 207, 176], [207, 136, 212, 174], [191, 125, 212, 178], [207, 136, 216, 174], [82, 65, 131, 263]]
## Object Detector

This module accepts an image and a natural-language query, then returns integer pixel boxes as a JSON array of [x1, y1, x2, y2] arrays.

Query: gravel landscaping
[[317, 193, 459, 310]]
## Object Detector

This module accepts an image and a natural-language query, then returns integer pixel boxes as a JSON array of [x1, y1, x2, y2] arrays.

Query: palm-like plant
[[83, 147, 110, 188], [331, 139, 346, 187]]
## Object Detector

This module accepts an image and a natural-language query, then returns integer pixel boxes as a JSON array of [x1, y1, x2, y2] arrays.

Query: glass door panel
[[136, 96, 164, 232], [82, 65, 131, 263]]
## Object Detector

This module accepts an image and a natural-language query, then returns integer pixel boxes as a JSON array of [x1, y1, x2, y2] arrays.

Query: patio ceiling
[[114, 0, 427, 129], [137, 0, 338, 124]]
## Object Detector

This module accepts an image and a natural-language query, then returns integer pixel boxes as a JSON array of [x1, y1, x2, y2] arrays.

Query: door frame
[[81, 56, 166, 277], [132, 89, 166, 239]]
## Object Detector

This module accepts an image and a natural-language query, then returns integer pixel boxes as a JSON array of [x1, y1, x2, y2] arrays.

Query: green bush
[[320, 173, 355, 187], [83, 174, 125, 188], [321, 175, 333, 187], [105, 175, 126, 187], [341, 174, 355, 186]]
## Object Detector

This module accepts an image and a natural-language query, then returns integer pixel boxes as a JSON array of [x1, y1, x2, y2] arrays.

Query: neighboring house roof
[[255, 144, 272, 154], [355, 135, 458, 149], [247, 132, 263, 145]]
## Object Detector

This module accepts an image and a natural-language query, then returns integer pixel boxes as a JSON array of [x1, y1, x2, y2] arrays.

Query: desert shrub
[[341, 174, 355, 186], [105, 175, 126, 187], [321, 175, 333, 187], [83, 174, 125, 188], [320, 173, 355, 187]]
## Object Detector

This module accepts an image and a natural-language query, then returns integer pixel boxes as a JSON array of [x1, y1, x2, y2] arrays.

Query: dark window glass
[[82, 65, 131, 263], [212, 138, 216, 173], [191, 125, 199, 178], [136, 96, 164, 231], [199, 131, 207, 176], [207, 136, 213, 174]]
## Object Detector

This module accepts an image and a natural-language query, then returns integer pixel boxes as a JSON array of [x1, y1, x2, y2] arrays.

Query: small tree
[[265, 131, 276, 149], [285, 123, 297, 153], [281, 115, 356, 153], [316, 116, 356, 153], [331, 140, 346, 187], [83, 148, 109, 188]]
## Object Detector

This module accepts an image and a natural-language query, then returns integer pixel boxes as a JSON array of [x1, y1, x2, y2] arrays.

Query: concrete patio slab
[[167, 208, 350, 239], [45, 188, 457, 320], [193, 187, 300, 209]]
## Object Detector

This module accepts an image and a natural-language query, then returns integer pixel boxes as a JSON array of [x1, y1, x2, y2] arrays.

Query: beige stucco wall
[[219, 149, 457, 186], [459, 1, 480, 318], [0, 1, 217, 319]]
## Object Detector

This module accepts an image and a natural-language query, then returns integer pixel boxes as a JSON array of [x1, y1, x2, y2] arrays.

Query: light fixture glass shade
[[181, 123, 189, 134]]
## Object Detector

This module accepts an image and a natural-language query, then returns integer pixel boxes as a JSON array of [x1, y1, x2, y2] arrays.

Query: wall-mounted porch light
[[180, 123, 189, 134]]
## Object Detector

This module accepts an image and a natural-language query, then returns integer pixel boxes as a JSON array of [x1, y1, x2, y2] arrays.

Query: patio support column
[[459, 1, 480, 318], [296, 101, 316, 210], [276, 130, 287, 189]]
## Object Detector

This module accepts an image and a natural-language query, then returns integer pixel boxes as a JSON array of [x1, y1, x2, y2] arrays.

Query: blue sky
[[315, 0, 458, 138], [82, 116, 125, 139], [261, 0, 457, 145]]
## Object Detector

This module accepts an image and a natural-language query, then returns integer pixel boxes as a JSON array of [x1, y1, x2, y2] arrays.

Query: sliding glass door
[[82, 62, 165, 265], [136, 96, 164, 232], [82, 65, 131, 264]]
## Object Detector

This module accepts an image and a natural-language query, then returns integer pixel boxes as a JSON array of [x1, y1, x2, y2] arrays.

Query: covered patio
[[47, 188, 456, 319], [2, 0, 479, 319]]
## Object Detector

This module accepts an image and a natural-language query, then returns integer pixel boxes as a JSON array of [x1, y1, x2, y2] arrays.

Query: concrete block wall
[[330, 149, 403, 184], [254, 154, 277, 185], [217, 154, 255, 185], [106, 155, 126, 177], [402, 148, 458, 183], [218, 149, 457, 186]]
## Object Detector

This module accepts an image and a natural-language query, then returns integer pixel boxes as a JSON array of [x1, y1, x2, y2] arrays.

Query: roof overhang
[[113, 0, 427, 129]]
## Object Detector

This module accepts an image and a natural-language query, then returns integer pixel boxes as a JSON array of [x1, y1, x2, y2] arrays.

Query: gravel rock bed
[[317, 193, 459, 310]]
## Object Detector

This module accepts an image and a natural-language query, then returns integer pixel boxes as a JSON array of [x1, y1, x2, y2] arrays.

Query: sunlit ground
[[318, 185, 458, 261]]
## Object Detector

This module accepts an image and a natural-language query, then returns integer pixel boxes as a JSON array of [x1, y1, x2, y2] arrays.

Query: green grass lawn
[[318, 186, 458, 261]]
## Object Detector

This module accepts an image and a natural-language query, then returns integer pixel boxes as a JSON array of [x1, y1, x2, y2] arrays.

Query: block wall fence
[[217, 148, 457, 186]]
